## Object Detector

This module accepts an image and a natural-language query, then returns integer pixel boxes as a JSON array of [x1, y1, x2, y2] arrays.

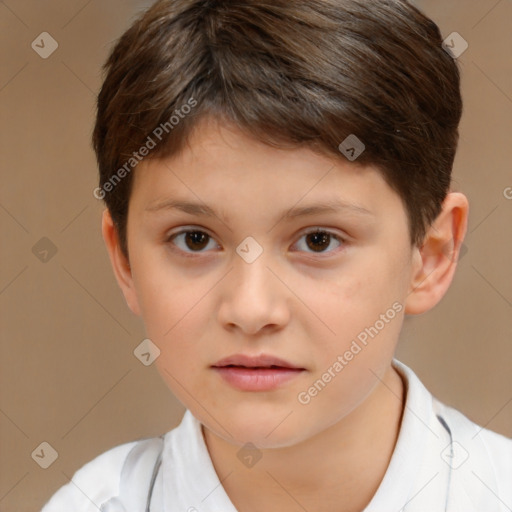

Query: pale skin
[[102, 116, 468, 512]]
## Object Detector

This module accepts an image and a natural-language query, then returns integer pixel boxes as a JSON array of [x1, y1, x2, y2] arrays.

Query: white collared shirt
[[41, 359, 512, 511]]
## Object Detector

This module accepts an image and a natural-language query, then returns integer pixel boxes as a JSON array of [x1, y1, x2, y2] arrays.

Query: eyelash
[[164, 227, 346, 258]]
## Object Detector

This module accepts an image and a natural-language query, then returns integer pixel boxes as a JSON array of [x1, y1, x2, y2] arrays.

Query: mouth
[[211, 354, 306, 391], [218, 364, 300, 369], [212, 353, 305, 370]]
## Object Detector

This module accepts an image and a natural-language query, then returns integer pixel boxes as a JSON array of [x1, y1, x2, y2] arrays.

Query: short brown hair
[[93, 0, 462, 259]]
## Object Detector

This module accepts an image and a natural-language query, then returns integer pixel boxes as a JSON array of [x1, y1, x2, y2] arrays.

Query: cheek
[[131, 247, 203, 334], [304, 255, 403, 347], [130, 253, 213, 375], [298, 252, 404, 410], [146, 285, 211, 406]]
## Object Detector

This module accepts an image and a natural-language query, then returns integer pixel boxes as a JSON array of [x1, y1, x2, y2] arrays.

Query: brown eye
[[183, 231, 210, 251], [293, 229, 344, 254], [167, 229, 218, 255], [305, 231, 331, 252]]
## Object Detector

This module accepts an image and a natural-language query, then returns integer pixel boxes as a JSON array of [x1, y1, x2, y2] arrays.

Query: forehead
[[130, 117, 404, 226]]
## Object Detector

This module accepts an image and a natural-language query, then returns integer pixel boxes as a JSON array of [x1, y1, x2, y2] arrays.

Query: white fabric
[[40, 359, 512, 511]]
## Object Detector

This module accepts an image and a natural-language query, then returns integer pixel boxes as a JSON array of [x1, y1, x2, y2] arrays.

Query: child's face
[[121, 116, 419, 447]]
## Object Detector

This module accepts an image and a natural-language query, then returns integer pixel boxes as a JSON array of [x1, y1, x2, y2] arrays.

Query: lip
[[212, 353, 303, 369], [211, 353, 306, 392]]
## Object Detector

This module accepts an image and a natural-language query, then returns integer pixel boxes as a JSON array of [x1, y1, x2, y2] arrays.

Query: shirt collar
[[364, 359, 452, 511]]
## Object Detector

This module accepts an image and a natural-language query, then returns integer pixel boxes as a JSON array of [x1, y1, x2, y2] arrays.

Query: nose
[[217, 247, 291, 336]]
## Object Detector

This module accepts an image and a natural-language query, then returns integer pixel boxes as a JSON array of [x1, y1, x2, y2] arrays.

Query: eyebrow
[[144, 198, 374, 223]]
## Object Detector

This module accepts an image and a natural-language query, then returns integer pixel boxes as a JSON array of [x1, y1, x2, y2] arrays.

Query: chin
[[203, 408, 318, 449]]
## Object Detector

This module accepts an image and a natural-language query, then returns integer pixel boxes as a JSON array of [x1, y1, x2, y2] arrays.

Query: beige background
[[0, 0, 511, 510]]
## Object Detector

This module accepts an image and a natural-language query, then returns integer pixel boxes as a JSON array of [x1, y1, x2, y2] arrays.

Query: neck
[[203, 365, 405, 512]]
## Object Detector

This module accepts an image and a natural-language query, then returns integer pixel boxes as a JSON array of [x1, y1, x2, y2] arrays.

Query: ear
[[101, 208, 141, 316], [404, 192, 469, 315]]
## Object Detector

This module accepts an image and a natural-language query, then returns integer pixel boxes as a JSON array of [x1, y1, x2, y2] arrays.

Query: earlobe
[[101, 209, 141, 316], [404, 192, 469, 315]]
